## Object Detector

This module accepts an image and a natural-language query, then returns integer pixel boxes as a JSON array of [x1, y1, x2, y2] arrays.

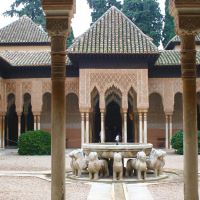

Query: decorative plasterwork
[[79, 69, 149, 110], [46, 18, 69, 36], [149, 78, 183, 113], [170, 0, 200, 35], [65, 78, 79, 97], [42, 81, 51, 94], [22, 81, 32, 95], [6, 81, 16, 95]]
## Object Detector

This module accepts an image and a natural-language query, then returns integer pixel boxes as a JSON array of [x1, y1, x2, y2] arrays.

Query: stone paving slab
[[126, 184, 154, 200], [87, 183, 112, 200]]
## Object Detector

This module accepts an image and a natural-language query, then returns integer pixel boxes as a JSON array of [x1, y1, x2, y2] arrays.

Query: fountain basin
[[82, 143, 153, 159]]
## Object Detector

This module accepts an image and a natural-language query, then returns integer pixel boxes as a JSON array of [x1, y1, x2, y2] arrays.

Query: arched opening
[[66, 93, 81, 148], [21, 93, 34, 133], [173, 93, 183, 134], [6, 93, 18, 146], [105, 86, 122, 142], [91, 88, 100, 143], [127, 87, 138, 142], [147, 93, 165, 148], [41, 93, 51, 133]]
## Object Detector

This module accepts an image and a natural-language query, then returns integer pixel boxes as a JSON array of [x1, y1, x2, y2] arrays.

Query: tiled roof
[[155, 50, 200, 66], [0, 16, 50, 44], [165, 34, 200, 50], [68, 6, 159, 55], [0, 51, 70, 66]]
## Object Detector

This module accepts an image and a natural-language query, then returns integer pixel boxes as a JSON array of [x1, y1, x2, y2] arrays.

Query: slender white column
[[86, 112, 89, 143], [169, 115, 173, 149], [34, 115, 37, 130], [37, 115, 41, 130], [81, 113, 85, 146], [165, 115, 169, 149], [2, 115, 5, 148], [123, 112, 127, 143], [143, 112, 147, 143], [18, 114, 21, 137], [139, 112, 143, 143], [100, 112, 105, 143]]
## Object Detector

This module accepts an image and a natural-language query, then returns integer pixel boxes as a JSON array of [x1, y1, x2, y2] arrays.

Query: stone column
[[123, 111, 127, 143], [34, 115, 37, 130], [46, 18, 69, 200], [165, 115, 169, 149], [37, 115, 41, 130], [100, 110, 105, 143], [1, 115, 5, 148], [81, 113, 85, 146], [17, 114, 21, 137], [85, 112, 89, 143], [139, 112, 143, 143], [169, 114, 173, 149], [181, 34, 198, 200], [143, 112, 147, 143]]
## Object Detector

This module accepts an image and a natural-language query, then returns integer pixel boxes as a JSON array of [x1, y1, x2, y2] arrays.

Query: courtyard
[[0, 148, 199, 200]]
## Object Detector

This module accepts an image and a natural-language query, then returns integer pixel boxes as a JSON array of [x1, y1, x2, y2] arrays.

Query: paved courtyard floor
[[0, 148, 200, 200]]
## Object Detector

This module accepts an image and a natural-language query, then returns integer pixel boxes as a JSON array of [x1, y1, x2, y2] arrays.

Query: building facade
[[0, 7, 200, 149]]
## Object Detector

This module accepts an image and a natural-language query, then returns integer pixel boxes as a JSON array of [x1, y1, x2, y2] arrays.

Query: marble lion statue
[[69, 149, 88, 177], [126, 151, 147, 180], [113, 152, 123, 180], [88, 152, 101, 180], [99, 159, 109, 178], [146, 148, 166, 177]]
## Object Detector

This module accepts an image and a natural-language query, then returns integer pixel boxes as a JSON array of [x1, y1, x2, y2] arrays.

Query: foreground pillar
[[181, 34, 198, 200], [100, 110, 105, 143], [46, 19, 68, 200], [37, 115, 41, 130]]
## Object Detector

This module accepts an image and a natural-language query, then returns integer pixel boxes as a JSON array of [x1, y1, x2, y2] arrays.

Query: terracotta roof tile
[[68, 6, 158, 54], [155, 50, 200, 66], [0, 51, 70, 66], [0, 16, 50, 44], [165, 34, 200, 50]]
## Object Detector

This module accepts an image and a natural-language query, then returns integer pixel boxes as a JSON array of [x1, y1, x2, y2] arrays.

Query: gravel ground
[[0, 149, 71, 171], [0, 177, 91, 200]]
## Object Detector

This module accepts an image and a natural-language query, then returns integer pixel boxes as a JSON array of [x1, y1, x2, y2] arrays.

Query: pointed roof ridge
[[165, 34, 200, 50], [68, 6, 158, 54], [0, 15, 50, 44]]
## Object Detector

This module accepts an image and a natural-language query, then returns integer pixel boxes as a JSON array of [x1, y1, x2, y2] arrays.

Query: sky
[[0, 0, 165, 38]]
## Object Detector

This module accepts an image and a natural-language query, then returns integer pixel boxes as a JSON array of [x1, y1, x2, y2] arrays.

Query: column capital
[[170, 0, 200, 35], [46, 17, 70, 37]]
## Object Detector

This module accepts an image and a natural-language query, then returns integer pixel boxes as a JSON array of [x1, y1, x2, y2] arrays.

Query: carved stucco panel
[[42, 81, 52, 94], [6, 81, 16, 95], [65, 78, 79, 97], [79, 69, 146, 110], [137, 69, 149, 109], [149, 78, 182, 113], [22, 81, 32, 95]]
